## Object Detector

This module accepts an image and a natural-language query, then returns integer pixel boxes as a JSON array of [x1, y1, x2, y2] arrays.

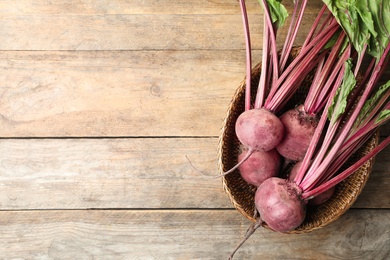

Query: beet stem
[[305, 33, 347, 114], [260, 0, 280, 86], [302, 135, 390, 199], [265, 36, 335, 112], [264, 21, 339, 111], [269, 52, 327, 112], [294, 60, 347, 185], [280, 0, 308, 71], [312, 56, 345, 113], [302, 5, 328, 48], [255, 15, 270, 109], [300, 44, 390, 191], [239, 0, 252, 111], [301, 46, 351, 180], [316, 132, 373, 187], [279, 0, 300, 71]]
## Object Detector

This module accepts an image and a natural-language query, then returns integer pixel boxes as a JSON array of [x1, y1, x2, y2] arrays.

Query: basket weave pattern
[[218, 47, 378, 233]]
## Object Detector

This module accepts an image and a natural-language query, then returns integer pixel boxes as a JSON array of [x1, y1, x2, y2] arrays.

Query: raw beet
[[255, 177, 306, 232], [277, 105, 318, 161], [238, 148, 281, 187], [235, 108, 284, 152]]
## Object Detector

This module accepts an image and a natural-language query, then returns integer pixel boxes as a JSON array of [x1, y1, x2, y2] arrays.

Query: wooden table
[[0, 0, 389, 259]]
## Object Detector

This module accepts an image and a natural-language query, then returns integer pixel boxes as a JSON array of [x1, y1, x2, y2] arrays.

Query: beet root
[[238, 148, 281, 186], [277, 105, 318, 161], [235, 108, 284, 152], [255, 177, 306, 232]]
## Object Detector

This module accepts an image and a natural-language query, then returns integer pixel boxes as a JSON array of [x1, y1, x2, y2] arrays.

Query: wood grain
[[0, 51, 388, 137], [0, 0, 388, 258], [0, 0, 325, 51], [0, 0, 324, 15], [0, 209, 388, 259], [0, 138, 388, 210], [0, 138, 228, 209], [0, 50, 245, 137]]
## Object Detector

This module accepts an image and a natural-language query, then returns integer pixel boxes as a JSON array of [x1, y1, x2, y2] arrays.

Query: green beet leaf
[[260, 0, 289, 28], [357, 80, 390, 126], [322, 0, 389, 59], [328, 59, 356, 123], [376, 109, 390, 125], [367, 0, 390, 58]]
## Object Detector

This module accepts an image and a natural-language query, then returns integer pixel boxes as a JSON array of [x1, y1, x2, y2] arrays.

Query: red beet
[[255, 177, 306, 232], [277, 105, 318, 161], [238, 148, 281, 186], [235, 108, 284, 152]]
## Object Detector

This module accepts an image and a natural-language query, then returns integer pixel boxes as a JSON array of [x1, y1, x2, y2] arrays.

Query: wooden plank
[[0, 0, 256, 15], [0, 50, 248, 137], [355, 137, 390, 208], [0, 1, 325, 51], [0, 138, 388, 210], [1, 51, 389, 138], [0, 14, 251, 51], [0, 0, 324, 15], [0, 138, 229, 210], [0, 209, 389, 259]]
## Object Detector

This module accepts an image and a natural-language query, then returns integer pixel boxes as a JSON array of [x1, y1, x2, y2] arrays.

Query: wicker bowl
[[218, 48, 378, 233]]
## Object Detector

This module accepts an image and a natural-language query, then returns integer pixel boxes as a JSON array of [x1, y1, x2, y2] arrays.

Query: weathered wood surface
[[0, 50, 247, 137], [0, 0, 324, 51], [0, 0, 389, 259], [0, 51, 388, 137], [0, 210, 389, 259], [0, 138, 388, 210], [0, 0, 324, 15]]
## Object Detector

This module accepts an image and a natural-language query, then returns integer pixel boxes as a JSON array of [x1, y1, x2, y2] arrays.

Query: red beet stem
[[302, 135, 390, 200], [239, 0, 252, 111]]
